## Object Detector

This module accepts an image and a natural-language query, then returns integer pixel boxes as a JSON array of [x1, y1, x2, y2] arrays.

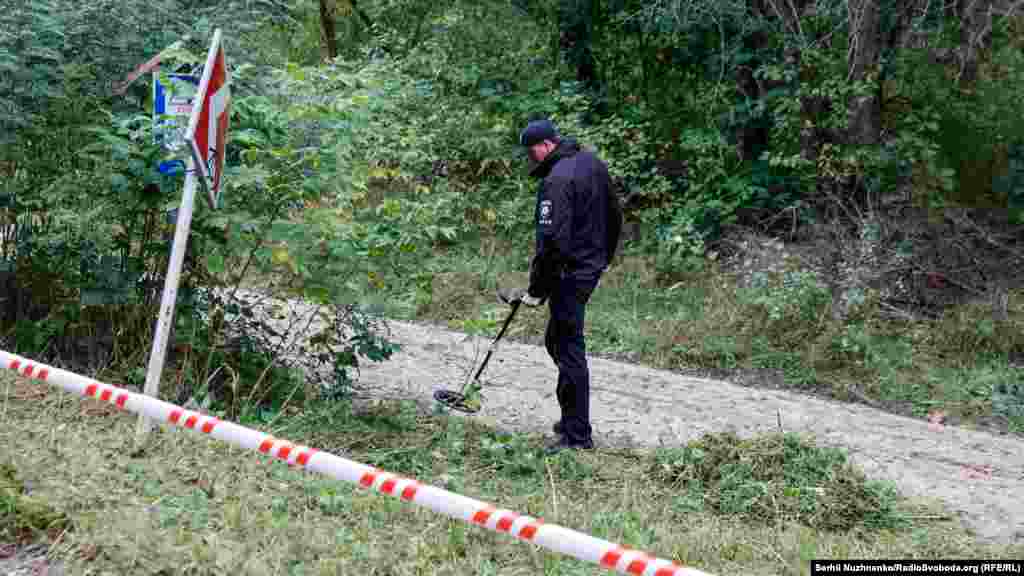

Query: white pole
[[136, 158, 198, 440]]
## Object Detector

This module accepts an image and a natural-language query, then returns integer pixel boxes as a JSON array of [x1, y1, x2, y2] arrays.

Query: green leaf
[[110, 173, 129, 192], [206, 252, 225, 275], [304, 285, 331, 304], [271, 246, 291, 266]]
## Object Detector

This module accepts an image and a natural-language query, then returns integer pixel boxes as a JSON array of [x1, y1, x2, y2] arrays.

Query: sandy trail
[[351, 316, 1024, 545]]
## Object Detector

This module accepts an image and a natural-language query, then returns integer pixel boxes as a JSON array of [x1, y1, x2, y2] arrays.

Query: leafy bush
[[0, 0, 408, 414], [644, 206, 708, 276], [741, 268, 831, 348], [2, 113, 186, 364], [993, 375, 1024, 422]]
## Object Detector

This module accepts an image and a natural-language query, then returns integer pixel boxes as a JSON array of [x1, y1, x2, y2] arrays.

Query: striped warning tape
[[1, 350, 714, 576]]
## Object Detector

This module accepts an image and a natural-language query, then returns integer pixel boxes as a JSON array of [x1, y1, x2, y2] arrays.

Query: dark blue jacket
[[527, 138, 622, 300]]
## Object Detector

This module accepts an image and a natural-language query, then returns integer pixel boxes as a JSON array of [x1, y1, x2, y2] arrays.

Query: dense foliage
[[2, 0, 1023, 418]]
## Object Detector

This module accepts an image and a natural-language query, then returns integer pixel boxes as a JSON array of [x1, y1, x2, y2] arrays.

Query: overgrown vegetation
[[4, 0, 1024, 569], [0, 0, 400, 414], [4, 0, 1023, 428]]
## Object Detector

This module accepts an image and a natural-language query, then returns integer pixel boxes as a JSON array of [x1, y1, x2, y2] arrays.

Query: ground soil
[[348, 315, 1024, 546]]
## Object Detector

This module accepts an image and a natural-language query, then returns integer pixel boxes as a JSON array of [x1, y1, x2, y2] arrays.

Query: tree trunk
[[559, 0, 598, 90], [319, 0, 338, 60], [847, 0, 881, 148]]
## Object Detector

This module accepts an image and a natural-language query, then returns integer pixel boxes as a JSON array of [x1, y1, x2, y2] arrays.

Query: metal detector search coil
[[434, 300, 521, 413]]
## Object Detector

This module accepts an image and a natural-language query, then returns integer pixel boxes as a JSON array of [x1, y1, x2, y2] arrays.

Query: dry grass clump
[[647, 432, 904, 532], [927, 292, 1024, 361]]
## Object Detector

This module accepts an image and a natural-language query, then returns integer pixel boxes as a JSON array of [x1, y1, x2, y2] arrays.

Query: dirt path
[[211, 288, 1023, 545], [347, 316, 1024, 545]]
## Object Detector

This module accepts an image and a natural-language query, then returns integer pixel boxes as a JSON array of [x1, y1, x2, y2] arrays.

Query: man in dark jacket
[[500, 119, 622, 454]]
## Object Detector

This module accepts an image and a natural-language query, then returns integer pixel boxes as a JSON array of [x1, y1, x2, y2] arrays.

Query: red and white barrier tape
[[1, 350, 714, 576]]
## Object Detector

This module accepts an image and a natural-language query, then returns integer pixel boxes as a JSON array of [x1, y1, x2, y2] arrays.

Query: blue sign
[[153, 73, 199, 152]]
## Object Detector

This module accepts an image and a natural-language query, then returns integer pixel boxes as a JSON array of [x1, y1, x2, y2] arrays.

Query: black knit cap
[[519, 119, 559, 147]]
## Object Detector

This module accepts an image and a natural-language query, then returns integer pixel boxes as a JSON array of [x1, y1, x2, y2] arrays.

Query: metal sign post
[[136, 29, 230, 441], [136, 157, 199, 439]]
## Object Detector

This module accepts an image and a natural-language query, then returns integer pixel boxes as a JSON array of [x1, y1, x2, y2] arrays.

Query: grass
[[646, 433, 907, 532], [361, 231, 1024, 436], [2, 372, 1022, 576], [1, 462, 69, 544]]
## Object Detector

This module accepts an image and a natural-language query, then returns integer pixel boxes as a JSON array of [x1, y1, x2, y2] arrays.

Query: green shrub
[[993, 375, 1024, 422], [741, 269, 831, 348]]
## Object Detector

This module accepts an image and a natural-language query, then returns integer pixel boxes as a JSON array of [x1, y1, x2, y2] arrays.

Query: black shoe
[[543, 436, 593, 456], [552, 420, 564, 435]]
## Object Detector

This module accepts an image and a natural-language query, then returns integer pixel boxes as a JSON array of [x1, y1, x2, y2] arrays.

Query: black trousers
[[544, 275, 599, 445]]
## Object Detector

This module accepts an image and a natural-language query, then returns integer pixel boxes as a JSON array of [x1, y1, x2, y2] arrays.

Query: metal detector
[[433, 299, 521, 413]]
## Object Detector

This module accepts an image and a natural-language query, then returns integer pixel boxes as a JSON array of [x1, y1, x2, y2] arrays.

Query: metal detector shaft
[[471, 300, 521, 382]]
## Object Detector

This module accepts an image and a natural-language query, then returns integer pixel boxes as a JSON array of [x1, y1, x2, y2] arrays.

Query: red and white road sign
[[186, 29, 231, 209]]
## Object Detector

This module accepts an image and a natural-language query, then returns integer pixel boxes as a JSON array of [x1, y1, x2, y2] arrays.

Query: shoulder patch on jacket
[[538, 199, 553, 226]]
